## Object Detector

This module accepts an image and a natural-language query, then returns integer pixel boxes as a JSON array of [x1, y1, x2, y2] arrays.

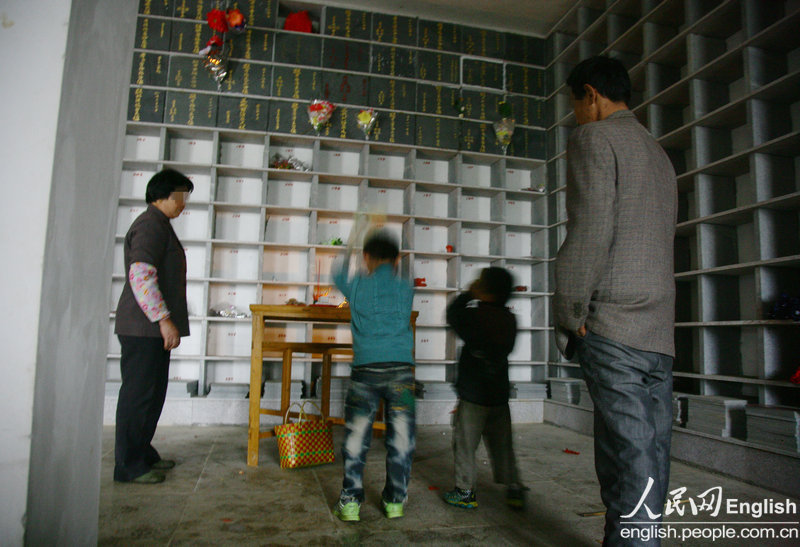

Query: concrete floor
[[99, 423, 800, 546]]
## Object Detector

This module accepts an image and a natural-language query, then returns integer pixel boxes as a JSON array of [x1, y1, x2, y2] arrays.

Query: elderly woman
[[113, 169, 193, 484]]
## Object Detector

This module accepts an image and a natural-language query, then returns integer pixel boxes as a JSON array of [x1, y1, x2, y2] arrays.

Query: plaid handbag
[[274, 401, 335, 469]]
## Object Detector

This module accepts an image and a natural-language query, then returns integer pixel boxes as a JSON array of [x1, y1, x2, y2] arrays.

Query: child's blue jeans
[[338, 364, 416, 505]]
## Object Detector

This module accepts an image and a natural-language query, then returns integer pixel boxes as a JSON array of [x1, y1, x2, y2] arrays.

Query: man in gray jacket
[[554, 56, 677, 546]]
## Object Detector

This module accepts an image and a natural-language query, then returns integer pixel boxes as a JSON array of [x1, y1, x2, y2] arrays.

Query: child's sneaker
[[382, 499, 404, 519], [443, 487, 477, 508], [333, 500, 361, 522], [506, 484, 526, 510]]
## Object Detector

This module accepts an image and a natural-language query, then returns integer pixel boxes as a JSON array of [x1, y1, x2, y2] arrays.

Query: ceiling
[[319, 0, 578, 37]]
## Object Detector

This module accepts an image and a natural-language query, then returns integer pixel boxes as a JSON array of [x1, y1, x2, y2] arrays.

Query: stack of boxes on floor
[[547, 378, 582, 405], [263, 380, 304, 401], [672, 393, 688, 428], [315, 380, 548, 422], [511, 382, 547, 400], [674, 394, 800, 454], [106, 379, 198, 399], [745, 407, 800, 453], [684, 395, 747, 439], [415, 381, 457, 401], [207, 383, 249, 398]]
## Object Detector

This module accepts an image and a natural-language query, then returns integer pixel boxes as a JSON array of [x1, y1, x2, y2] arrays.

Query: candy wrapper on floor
[[308, 100, 335, 133]]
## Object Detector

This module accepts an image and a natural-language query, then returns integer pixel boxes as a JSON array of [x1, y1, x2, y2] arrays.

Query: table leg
[[280, 348, 293, 419], [321, 351, 332, 420], [374, 401, 385, 438], [248, 316, 264, 467]]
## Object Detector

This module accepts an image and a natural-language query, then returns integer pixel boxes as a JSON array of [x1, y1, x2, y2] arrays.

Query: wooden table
[[247, 304, 417, 467]]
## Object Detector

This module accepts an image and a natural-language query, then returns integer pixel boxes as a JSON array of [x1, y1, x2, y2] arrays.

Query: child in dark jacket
[[443, 267, 525, 509]]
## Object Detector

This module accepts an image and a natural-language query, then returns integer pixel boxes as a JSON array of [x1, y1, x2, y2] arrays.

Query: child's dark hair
[[566, 55, 631, 105], [480, 267, 513, 304], [145, 168, 194, 204], [363, 229, 399, 261]]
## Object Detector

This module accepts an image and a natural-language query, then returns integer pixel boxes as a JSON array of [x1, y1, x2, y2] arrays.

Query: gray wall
[[23, 0, 136, 543], [0, 1, 71, 542]]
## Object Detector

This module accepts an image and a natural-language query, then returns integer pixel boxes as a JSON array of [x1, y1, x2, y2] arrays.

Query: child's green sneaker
[[333, 500, 361, 522], [382, 499, 404, 519], [443, 487, 477, 508]]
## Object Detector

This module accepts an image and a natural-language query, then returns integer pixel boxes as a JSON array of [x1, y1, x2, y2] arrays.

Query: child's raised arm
[[332, 247, 357, 299]]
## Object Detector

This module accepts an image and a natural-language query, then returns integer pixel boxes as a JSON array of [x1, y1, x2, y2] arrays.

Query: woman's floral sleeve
[[128, 262, 170, 322]]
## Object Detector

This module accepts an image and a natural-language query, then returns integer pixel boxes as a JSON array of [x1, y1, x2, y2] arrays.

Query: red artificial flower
[[207, 9, 228, 33], [284, 10, 312, 33], [199, 34, 224, 56], [308, 101, 332, 113], [226, 8, 246, 30]]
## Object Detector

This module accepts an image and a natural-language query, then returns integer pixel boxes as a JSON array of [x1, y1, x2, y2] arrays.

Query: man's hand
[[577, 325, 587, 337], [159, 317, 181, 351]]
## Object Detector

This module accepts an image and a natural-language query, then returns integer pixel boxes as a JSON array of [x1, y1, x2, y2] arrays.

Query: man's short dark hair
[[145, 168, 194, 204], [363, 229, 399, 261], [480, 267, 513, 305], [566, 56, 631, 105]]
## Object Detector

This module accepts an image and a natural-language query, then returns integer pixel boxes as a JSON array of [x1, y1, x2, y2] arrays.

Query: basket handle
[[282, 401, 304, 424], [300, 399, 328, 422], [282, 400, 328, 423]]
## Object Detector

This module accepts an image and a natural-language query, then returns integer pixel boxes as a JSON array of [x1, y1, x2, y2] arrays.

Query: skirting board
[[543, 400, 800, 499], [103, 396, 544, 427]]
